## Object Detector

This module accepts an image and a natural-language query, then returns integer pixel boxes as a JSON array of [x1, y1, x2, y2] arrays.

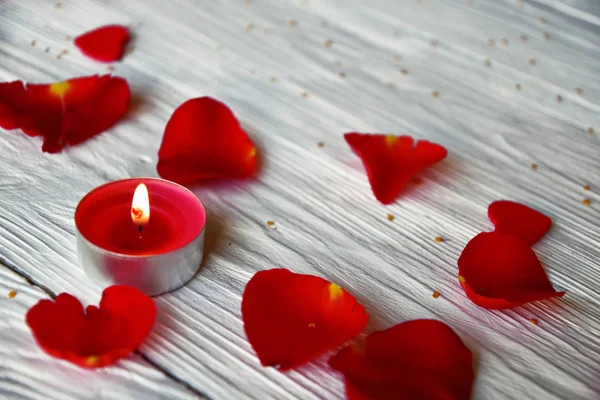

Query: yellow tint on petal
[[352, 340, 366, 356], [247, 147, 256, 158], [329, 283, 343, 300], [459, 275, 466, 283], [50, 81, 70, 97], [385, 134, 397, 147], [86, 355, 99, 366]]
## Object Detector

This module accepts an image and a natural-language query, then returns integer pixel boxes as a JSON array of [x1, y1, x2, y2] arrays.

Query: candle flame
[[131, 183, 150, 227]]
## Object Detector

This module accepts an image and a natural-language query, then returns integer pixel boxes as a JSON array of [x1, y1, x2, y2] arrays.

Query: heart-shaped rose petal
[[241, 268, 368, 370], [74, 25, 130, 62], [329, 319, 474, 400], [345, 133, 447, 204], [26, 285, 156, 368], [157, 97, 257, 185], [488, 200, 552, 245], [458, 232, 564, 309], [0, 74, 130, 153]]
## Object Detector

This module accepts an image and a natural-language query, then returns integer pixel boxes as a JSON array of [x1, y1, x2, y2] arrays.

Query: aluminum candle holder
[[75, 178, 206, 296]]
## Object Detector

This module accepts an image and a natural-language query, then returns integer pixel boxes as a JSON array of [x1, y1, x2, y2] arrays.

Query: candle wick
[[138, 224, 143, 234]]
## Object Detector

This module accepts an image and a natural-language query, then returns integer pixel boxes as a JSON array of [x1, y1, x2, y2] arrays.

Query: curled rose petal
[[329, 319, 474, 400], [74, 25, 130, 62], [458, 232, 564, 309], [344, 133, 447, 204], [0, 75, 130, 153], [26, 285, 156, 368], [241, 268, 368, 370], [157, 97, 257, 185], [488, 200, 552, 245]]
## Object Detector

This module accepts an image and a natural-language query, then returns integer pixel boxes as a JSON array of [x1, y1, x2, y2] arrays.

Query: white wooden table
[[1, 0, 599, 399]]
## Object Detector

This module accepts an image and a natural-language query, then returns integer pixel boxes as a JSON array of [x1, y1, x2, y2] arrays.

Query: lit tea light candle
[[131, 183, 150, 233], [75, 178, 206, 296]]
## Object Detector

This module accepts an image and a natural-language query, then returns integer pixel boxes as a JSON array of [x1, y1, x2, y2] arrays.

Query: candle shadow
[[200, 209, 227, 267]]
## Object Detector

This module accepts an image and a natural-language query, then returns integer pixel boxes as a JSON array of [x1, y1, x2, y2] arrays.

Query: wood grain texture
[[0, 266, 196, 400], [1, 0, 599, 399]]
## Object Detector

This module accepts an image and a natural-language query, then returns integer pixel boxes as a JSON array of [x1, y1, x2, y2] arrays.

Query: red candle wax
[[75, 178, 205, 256]]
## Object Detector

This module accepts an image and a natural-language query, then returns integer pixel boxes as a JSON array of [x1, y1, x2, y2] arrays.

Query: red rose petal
[[74, 25, 130, 62], [488, 200, 552, 245], [241, 268, 368, 370], [157, 97, 257, 185], [458, 232, 564, 309], [0, 75, 130, 153], [329, 319, 474, 400], [26, 285, 156, 368], [344, 133, 447, 204]]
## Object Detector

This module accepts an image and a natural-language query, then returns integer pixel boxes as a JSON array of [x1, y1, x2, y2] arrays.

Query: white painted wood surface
[[1, 0, 599, 399], [0, 268, 196, 400]]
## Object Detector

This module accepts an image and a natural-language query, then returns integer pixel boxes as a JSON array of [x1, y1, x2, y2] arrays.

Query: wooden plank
[[1, 0, 599, 398], [0, 265, 197, 400]]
